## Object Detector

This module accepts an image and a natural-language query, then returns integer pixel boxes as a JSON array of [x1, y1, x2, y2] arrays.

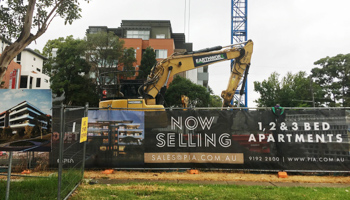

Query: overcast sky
[[0, 89, 52, 114], [28, 0, 350, 107]]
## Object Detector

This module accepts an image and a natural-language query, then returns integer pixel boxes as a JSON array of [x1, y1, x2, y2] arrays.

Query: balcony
[[10, 107, 41, 117], [9, 114, 34, 122]]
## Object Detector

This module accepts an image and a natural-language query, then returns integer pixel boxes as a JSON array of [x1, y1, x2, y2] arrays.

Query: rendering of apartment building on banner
[[0, 37, 50, 89], [86, 20, 209, 88], [0, 101, 51, 134]]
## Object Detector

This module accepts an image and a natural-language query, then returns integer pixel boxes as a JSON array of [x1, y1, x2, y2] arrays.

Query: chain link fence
[[51, 104, 88, 199], [1, 104, 88, 200]]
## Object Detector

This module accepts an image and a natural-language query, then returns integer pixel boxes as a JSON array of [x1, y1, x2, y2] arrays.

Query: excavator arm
[[139, 40, 254, 107]]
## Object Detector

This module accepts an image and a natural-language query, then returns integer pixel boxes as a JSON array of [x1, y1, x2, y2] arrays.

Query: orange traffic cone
[[189, 169, 199, 174], [102, 169, 114, 174], [21, 169, 31, 174], [278, 171, 288, 178]]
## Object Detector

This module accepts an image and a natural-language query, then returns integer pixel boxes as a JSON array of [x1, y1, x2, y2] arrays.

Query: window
[[20, 76, 28, 88], [126, 30, 150, 40], [36, 68, 41, 72], [16, 53, 21, 64], [29, 77, 33, 89], [203, 66, 208, 73], [156, 34, 165, 39], [33, 57, 36, 61], [52, 48, 58, 58], [155, 49, 167, 59], [36, 78, 41, 88]]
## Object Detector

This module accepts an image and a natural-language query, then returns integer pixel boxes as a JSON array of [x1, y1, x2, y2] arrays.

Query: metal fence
[[2, 105, 350, 199], [84, 106, 350, 172], [53, 104, 88, 200], [1, 103, 88, 200]]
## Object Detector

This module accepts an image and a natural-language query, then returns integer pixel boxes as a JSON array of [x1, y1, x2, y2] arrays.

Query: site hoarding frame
[[57, 106, 350, 173]]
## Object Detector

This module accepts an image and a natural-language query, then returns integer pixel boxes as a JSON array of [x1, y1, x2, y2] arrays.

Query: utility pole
[[309, 77, 315, 107]]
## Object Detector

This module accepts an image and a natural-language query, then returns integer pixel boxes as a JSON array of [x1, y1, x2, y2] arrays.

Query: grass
[[0, 177, 58, 200], [70, 182, 350, 200], [0, 169, 83, 200]]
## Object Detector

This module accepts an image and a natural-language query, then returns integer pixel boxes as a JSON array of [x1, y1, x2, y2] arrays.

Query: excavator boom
[[99, 40, 253, 109]]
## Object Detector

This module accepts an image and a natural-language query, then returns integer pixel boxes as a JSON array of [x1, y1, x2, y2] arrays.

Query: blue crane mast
[[231, 0, 248, 107]]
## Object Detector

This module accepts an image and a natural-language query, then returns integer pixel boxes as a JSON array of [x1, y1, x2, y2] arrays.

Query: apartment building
[[0, 37, 50, 89], [86, 20, 209, 88], [0, 101, 50, 133]]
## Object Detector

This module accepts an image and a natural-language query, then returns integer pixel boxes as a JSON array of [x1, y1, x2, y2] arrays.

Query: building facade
[[0, 37, 50, 89], [0, 101, 50, 134], [86, 20, 209, 88]]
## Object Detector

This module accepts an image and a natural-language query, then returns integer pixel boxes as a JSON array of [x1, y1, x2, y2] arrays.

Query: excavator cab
[[98, 70, 144, 101]]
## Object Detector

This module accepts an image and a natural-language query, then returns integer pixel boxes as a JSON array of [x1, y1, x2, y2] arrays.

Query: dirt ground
[[1, 170, 349, 184], [83, 170, 350, 184]]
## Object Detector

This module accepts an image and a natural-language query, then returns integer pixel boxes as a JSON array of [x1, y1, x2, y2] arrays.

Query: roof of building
[[86, 20, 192, 51], [0, 36, 47, 60]]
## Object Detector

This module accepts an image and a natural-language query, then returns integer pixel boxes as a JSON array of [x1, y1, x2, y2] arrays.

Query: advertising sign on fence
[[80, 117, 88, 143], [50, 108, 350, 172], [0, 89, 52, 152], [143, 109, 350, 171]]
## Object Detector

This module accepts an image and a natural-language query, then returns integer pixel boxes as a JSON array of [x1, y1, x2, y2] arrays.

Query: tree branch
[[18, 0, 36, 41], [42, 0, 66, 29]]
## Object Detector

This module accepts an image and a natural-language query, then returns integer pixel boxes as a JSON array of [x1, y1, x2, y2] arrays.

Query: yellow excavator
[[99, 40, 253, 110]]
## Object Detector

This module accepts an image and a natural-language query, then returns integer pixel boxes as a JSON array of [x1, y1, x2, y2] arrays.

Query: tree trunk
[[0, 0, 40, 83], [0, 37, 36, 82]]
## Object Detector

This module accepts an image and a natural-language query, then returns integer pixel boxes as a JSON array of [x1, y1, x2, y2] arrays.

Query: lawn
[[70, 182, 350, 200], [0, 177, 58, 200], [0, 169, 82, 200]]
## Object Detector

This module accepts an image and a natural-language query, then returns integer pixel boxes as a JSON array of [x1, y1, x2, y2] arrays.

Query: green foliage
[[311, 54, 350, 107], [0, 0, 88, 40], [85, 31, 136, 78], [0, 81, 5, 88], [0, 0, 90, 83], [1, 127, 12, 139], [254, 71, 321, 107], [47, 36, 98, 106], [137, 46, 157, 79], [85, 32, 124, 68], [42, 36, 70, 76], [209, 94, 223, 107], [121, 47, 137, 77], [165, 76, 210, 107]]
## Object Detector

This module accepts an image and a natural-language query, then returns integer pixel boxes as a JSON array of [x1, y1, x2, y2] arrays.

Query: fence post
[[5, 151, 13, 200], [82, 102, 89, 177], [57, 104, 65, 200]]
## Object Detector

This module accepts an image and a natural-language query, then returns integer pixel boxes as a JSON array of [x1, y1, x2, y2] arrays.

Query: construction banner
[[75, 109, 350, 171]]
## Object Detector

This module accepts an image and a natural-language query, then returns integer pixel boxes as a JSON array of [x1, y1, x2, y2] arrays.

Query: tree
[[254, 71, 322, 107], [254, 72, 280, 107], [85, 31, 136, 81], [137, 46, 157, 79], [207, 87, 223, 107], [0, 0, 89, 82], [47, 36, 98, 106], [311, 54, 350, 107], [41, 36, 67, 75], [120, 47, 137, 77], [209, 94, 223, 107], [165, 76, 210, 107]]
